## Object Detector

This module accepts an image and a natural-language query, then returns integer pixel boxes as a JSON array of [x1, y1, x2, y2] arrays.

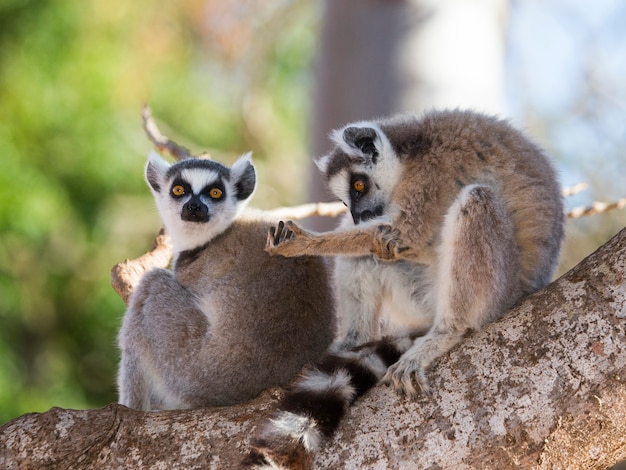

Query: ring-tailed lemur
[[245, 109, 564, 468], [117, 152, 335, 411]]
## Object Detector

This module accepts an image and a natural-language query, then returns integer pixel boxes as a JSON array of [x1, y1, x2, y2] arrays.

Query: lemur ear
[[231, 152, 256, 201], [314, 154, 330, 174], [145, 151, 171, 193], [343, 126, 379, 164]]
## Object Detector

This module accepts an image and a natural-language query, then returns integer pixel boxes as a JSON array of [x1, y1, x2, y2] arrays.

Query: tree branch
[[141, 105, 194, 161], [109, 203, 349, 304], [567, 196, 626, 219], [561, 182, 588, 197], [110, 228, 173, 305], [3, 226, 626, 469], [265, 201, 346, 220]]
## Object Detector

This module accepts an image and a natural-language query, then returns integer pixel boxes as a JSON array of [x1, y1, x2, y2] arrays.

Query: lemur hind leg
[[384, 184, 521, 398], [117, 350, 151, 410], [118, 268, 209, 410]]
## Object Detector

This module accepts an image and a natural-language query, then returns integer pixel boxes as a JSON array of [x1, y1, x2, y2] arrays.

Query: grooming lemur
[[245, 109, 564, 468], [117, 152, 335, 411]]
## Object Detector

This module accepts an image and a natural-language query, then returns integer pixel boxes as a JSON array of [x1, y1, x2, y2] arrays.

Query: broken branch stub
[[141, 105, 193, 161]]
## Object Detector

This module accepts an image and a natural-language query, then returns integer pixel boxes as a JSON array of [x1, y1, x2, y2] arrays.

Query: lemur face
[[317, 122, 401, 226], [145, 152, 256, 252]]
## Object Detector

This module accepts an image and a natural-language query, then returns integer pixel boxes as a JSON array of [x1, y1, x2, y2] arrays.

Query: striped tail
[[242, 336, 415, 469]]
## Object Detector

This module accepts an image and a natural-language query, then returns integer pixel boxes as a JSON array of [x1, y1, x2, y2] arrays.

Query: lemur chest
[[342, 257, 434, 331], [380, 261, 434, 330]]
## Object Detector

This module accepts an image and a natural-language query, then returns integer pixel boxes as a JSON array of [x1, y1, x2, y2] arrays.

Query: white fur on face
[[326, 169, 350, 205], [147, 153, 253, 253], [323, 122, 402, 226], [180, 168, 222, 196]]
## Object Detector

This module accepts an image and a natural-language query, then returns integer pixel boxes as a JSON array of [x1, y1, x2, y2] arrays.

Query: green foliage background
[[2, 0, 625, 427], [0, 0, 317, 423]]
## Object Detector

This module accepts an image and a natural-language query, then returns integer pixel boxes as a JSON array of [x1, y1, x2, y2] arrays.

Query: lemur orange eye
[[353, 179, 365, 192], [172, 185, 185, 197], [209, 187, 223, 199]]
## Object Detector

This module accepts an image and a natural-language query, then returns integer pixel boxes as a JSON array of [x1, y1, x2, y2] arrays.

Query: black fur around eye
[[201, 183, 225, 201]]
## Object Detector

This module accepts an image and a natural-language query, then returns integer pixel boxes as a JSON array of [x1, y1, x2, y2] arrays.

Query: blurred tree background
[[0, 0, 625, 424], [0, 0, 320, 423]]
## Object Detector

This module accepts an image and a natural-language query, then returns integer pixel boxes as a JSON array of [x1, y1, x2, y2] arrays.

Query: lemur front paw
[[382, 355, 431, 399], [265, 220, 311, 257], [372, 225, 413, 261]]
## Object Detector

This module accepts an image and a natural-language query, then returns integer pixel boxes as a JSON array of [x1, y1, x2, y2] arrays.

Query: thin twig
[[567, 197, 626, 219], [113, 109, 625, 306], [142, 105, 193, 161], [266, 201, 347, 220], [111, 192, 626, 304], [110, 201, 348, 304], [562, 182, 589, 197]]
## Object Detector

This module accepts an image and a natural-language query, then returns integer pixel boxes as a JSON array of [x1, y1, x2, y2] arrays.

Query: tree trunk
[[2, 226, 625, 469]]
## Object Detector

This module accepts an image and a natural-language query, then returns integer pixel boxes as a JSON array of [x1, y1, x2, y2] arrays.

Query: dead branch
[[111, 110, 624, 307], [110, 229, 173, 304], [109, 108, 192, 304], [266, 201, 347, 220], [142, 105, 194, 161], [561, 182, 626, 219], [568, 196, 626, 219], [109, 202, 349, 305], [562, 182, 589, 197]]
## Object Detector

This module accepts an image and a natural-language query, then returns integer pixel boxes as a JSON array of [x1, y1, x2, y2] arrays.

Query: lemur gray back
[[175, 211, 334, 404]]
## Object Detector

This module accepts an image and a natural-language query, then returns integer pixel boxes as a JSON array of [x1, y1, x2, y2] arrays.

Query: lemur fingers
[[382, 356, 431, 399], [265, 220, 305, 257], [371, 224, 416, 261]]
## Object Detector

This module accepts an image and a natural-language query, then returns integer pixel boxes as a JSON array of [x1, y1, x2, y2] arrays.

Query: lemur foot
[[382, 355, 431, 399], [372, 225, 414, 261], [265, 220, 312, 257]]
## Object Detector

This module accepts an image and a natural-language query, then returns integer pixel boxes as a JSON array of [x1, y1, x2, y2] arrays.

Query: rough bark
[[111, 228, 173, 305], [2, 226, 625, 469]]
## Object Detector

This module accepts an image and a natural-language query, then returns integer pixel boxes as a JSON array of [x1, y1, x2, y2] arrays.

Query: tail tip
[[241, 440, 314, 470]]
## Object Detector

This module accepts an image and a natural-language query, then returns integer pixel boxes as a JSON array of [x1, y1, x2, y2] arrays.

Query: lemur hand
[[372, 224, 415, 261], [265, 220, 314, 258]]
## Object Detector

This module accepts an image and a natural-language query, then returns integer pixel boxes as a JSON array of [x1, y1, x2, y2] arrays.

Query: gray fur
[[117, 153, 335, 410], [266, 109, 564, 397]]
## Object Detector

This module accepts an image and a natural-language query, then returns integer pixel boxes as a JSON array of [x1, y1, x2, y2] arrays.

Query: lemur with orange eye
[[117, 152, 335, 411], [245, 109, 564, 469]]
